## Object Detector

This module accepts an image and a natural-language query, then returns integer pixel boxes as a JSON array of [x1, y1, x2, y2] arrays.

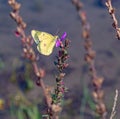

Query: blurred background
[[0, 0, 120, 119]]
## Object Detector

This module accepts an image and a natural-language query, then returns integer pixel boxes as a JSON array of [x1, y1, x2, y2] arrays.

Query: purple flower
[[56, 32, 67, 47], [60, 32, 67, 41], [56, 38, 61, 47]]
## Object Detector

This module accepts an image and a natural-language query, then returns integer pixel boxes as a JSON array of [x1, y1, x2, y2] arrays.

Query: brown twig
[[110, 89, 118, 119], [72, 0, 107, 118], [8, 0, 59, 119], [105, 0, 120, 40]]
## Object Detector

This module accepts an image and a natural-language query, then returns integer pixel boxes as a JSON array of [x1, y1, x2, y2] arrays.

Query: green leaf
[[26, 78, 34, 90], [10, 101, 17, 118], [33, 106, 42, 119], [27, 105, 42, 119], [17, 107, 25, 119]]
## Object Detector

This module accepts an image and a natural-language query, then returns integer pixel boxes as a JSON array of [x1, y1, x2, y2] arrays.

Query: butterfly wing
[[38, 34, 58, 55], [31, 30, 58, 55]]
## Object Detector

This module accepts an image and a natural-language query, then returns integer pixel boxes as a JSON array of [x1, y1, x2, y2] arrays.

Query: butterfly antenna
[[55, 28, 60, 36]]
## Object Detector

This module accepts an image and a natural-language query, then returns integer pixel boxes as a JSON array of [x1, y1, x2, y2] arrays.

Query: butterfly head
[[31, 30, 40, 44]]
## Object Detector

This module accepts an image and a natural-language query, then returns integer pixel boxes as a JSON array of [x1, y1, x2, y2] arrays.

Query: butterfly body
[[31, 30, 58, 56]]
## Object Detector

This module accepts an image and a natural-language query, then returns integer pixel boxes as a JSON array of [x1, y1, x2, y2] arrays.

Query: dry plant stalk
[[105, 0, 120, 40], [72, 0, 107, 118], [8, 0, 69, 119], [49, 39, 70, 119], [110, 89, 118, 119]]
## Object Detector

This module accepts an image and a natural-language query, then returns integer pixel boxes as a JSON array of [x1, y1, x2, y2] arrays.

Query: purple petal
[[55, 32, 67, 47], [15, 31, 20, 37], [60, 32, 67, 41], [55, 39, 61, 47]]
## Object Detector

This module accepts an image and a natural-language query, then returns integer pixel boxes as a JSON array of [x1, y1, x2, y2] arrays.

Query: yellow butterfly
[[31, 30, 59, 56]]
